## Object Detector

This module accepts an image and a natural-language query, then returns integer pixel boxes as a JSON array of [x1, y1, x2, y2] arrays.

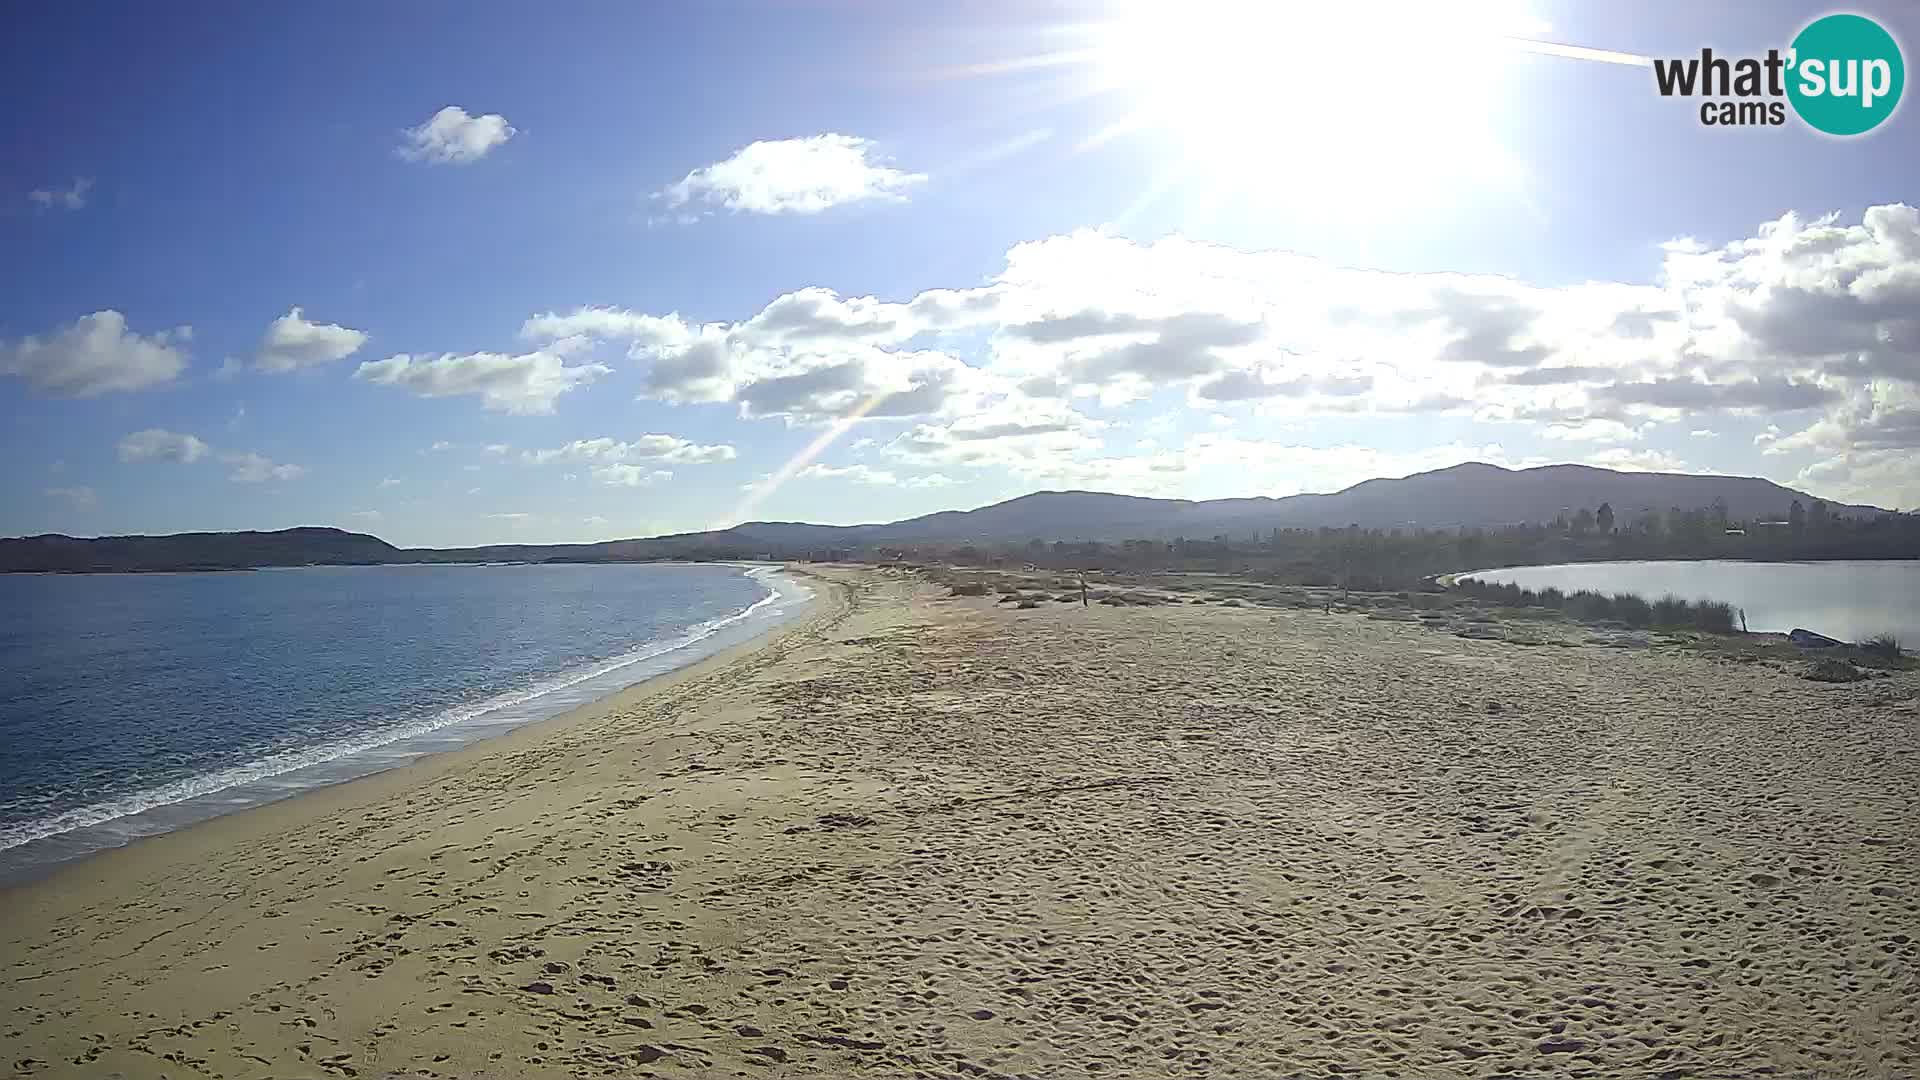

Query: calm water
[[1465, 560, 1919, 641], [0, 562, 809, 881]]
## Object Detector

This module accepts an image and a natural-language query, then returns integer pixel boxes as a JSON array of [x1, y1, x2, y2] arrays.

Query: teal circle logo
[[1787, 13, 1904, 136]]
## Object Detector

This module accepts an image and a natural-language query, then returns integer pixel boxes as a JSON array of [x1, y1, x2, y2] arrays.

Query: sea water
[[0, 562, 810, 882]]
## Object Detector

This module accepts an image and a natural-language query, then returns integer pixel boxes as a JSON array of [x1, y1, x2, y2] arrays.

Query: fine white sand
[[3, 566, 1916, 1078]]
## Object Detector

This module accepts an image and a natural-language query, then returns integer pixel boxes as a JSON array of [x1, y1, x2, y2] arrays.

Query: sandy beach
[[4, 565, 1917, 1078]]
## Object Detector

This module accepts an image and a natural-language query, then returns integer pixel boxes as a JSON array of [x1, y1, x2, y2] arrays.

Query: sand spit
[[4, 566, 1916, 1078]]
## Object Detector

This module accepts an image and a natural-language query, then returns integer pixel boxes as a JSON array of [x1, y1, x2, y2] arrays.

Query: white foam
[[0, 567, 795, 855]]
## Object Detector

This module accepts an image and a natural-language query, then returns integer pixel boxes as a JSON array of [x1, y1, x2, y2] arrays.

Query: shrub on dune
[[1610, 592, 1653, 628], [1861, 633, 1902, 660]]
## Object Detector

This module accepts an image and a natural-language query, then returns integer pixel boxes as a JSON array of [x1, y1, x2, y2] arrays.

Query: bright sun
[[1086, 0, 1552, 211]]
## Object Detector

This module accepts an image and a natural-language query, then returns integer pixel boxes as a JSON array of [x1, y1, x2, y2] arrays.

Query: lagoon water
[[0, 562, 809, 881], [1465, 559, 1918, 642]]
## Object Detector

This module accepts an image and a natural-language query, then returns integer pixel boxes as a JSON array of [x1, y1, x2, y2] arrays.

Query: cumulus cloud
[[654, 134, 925, 218], [255, 307, 368, 372], [521, 435, 736, 466], [1592, 377, 1838, 413], [509, 203, 1920, 506], [3, 311, 189, 396], [882, 403, 1105, 473], [28, 177, 92, 210], [398, 106, 515, 164], [520, 293, 1007, 424], [224, 452, 305, 483], [118, 428, 210, 463], [115, 429, 300, 484], [355, 345, 609, 414]]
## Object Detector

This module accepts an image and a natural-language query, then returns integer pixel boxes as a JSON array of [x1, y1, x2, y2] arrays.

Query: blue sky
[[5, 0, 1919, 545]]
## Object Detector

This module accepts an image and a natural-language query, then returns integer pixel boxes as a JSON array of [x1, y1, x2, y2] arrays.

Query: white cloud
[[1538, 418, 1643, 443], [583, 515, 610, 527], [379, 476, 402, 488], [428, 441, 453, 451], [518, 308, 689, 342], [28, 177, 92, 210], [654, 134, 925, 218], [255, 307, 368, 372], [398, 106, 516, 164], [1689, 429, 1718, 438], [484, 443, 511, 455], [522, 434, 736, 466], [3, 311, 189, 396], [350, 509, 382, 522], [509, 203, 1920, 507], [519, 288, 1005, 423], [798, 463, 896, 485], [224, 452, 305, 483], [487, 512, 532, 522], [592, 465, 673, 487], [116, 430, 302, 486], [1791, 449, 1920, 510], [940, 436, 1530, 500], [46, 486, 97, 509], [1764, 381, 1920, 506], [118, 428, 210, 463], [797, 462, 956, 488], [1582, 448, 1699, 474], [355, 346, 609, 414]]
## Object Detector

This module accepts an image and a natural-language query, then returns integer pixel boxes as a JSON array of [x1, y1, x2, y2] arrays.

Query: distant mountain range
[[2, 462, 1892, 573]]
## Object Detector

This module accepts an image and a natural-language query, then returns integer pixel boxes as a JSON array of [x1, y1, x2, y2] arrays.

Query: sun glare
[[1087, 0, 1551, 210]]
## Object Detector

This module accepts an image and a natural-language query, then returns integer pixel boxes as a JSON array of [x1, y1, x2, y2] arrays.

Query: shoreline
[[1457, 553, 1920, 575], [0, 565, 840, 901], [5, 564, 1913, 1078]]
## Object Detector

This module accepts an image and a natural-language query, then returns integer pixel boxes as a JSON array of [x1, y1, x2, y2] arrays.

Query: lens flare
[[718, 391, 894, 529]]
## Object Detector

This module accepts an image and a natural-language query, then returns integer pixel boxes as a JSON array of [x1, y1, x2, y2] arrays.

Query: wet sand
[[3, 566, 1917, 1078]]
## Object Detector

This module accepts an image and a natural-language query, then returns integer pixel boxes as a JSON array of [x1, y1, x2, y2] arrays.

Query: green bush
[[950, 582, 989, 596]]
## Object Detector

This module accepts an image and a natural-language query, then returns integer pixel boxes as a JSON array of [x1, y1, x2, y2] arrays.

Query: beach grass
[[1861, 632, 1903, 660], [1454, 577, 1741, 634]]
